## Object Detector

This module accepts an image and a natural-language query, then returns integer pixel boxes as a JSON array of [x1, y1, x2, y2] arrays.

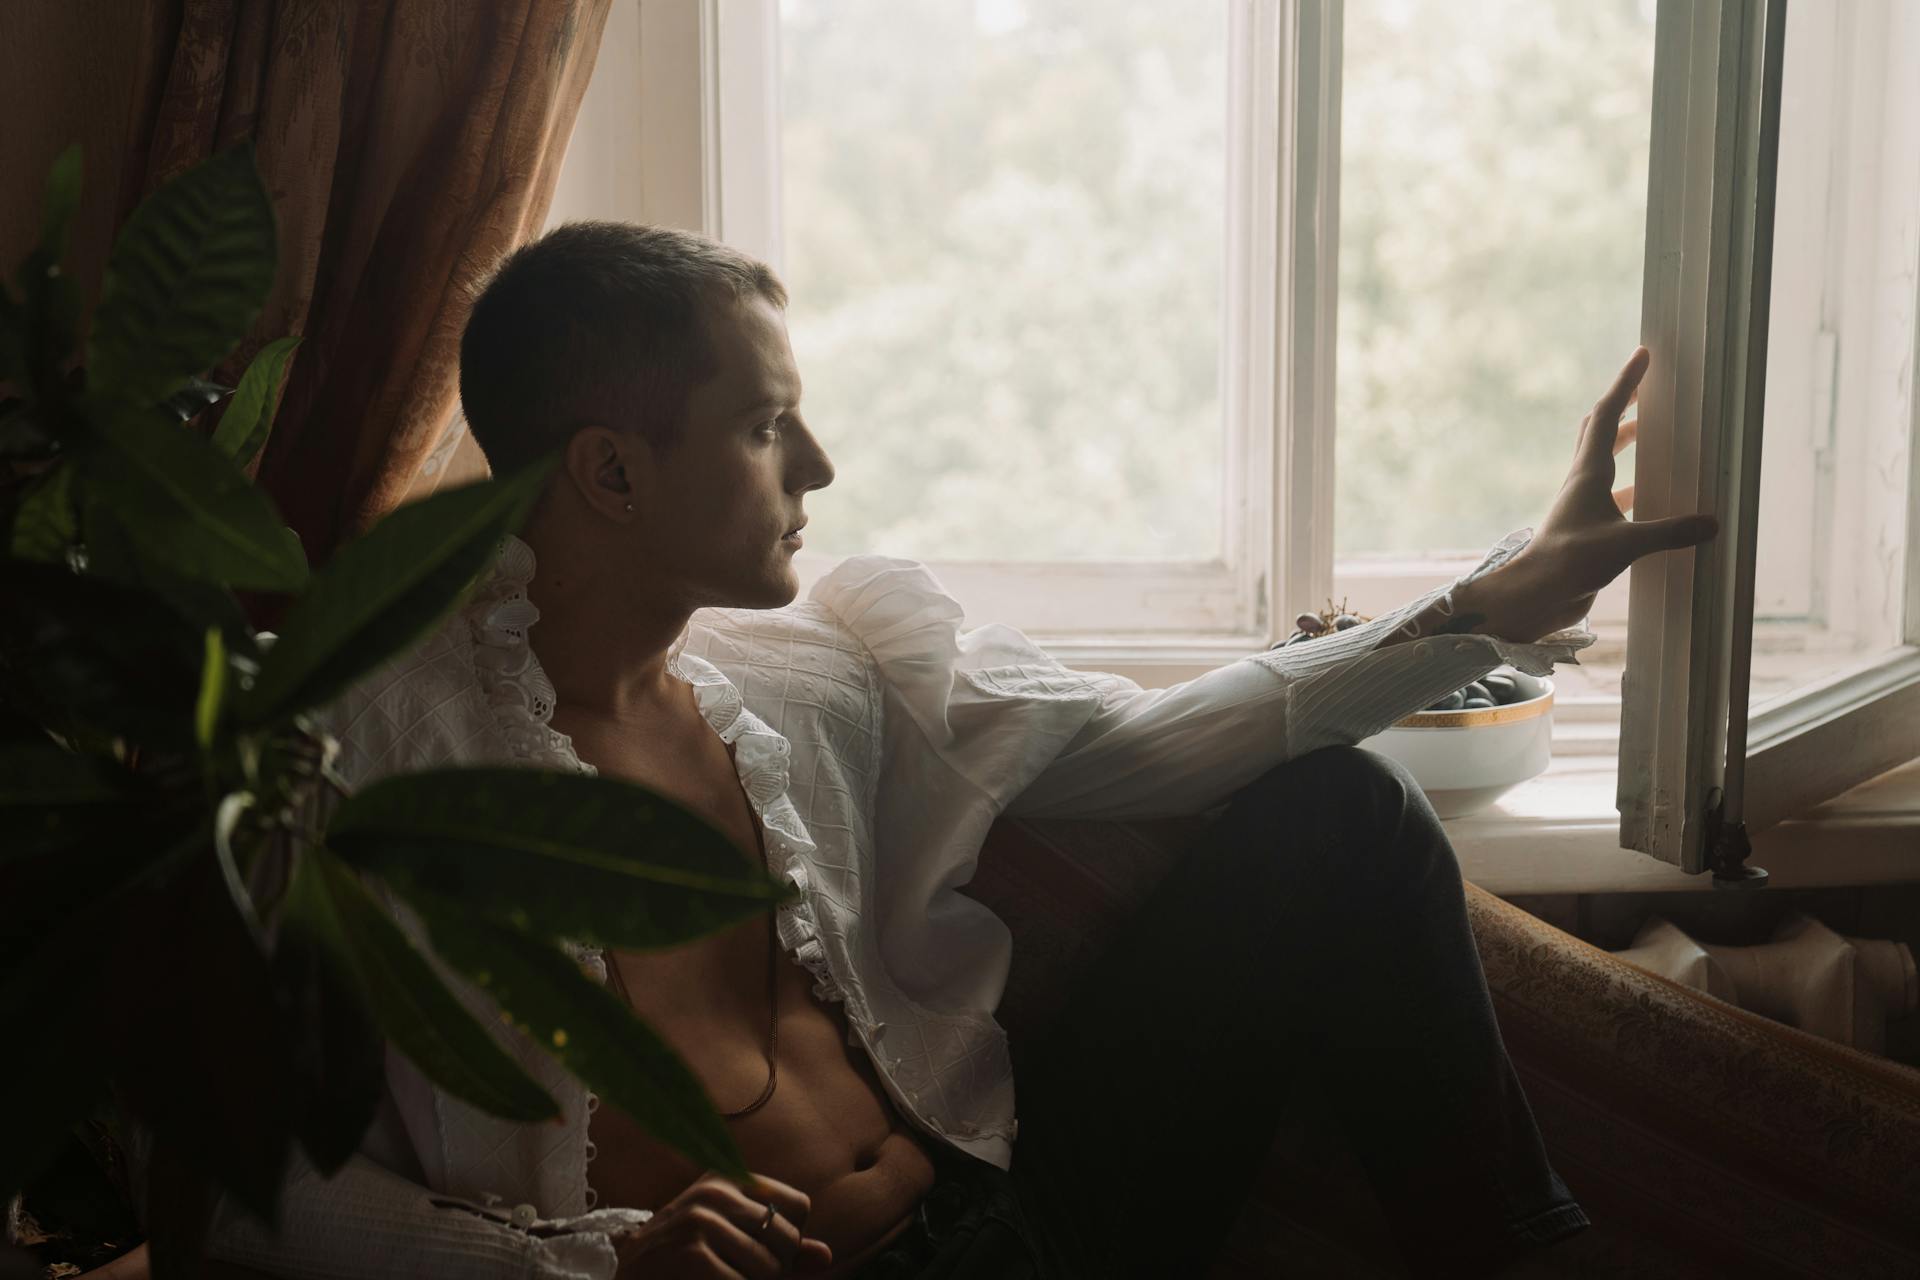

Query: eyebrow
[[733, 390, 802, 419]]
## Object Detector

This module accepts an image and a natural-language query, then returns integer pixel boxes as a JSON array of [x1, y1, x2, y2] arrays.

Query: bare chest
[[550, 705, 935, 1239]]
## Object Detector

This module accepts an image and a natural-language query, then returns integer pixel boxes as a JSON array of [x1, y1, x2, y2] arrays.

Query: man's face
[[634, 293, 834, 610]]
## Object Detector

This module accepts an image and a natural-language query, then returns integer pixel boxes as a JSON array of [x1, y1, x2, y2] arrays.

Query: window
[[1619, 0, 1920, 870], [548, 0, 1920, 876]]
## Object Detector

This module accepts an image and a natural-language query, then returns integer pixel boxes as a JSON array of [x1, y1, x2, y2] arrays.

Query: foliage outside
[[0, 145, 787, 1275], [778, 0, 1655, 563]]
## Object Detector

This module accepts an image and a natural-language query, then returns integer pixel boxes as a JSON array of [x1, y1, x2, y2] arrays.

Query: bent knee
[[1231, 744, 1430, 833], [1277, 743, 1417, 800]]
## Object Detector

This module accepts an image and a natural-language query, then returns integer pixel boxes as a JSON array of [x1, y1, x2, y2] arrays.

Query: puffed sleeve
[[808, 531, 1592, 821]]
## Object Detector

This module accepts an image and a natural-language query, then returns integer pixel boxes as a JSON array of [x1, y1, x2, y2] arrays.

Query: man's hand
[[611, 1171, 834, 1278], [1451, 347, 1719, 643]]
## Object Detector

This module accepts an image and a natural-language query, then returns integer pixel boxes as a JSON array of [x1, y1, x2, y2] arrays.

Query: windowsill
[[1449, 751, 1920, 895], [1041, 635, 1920, 894], [1447, 645, 1920, 894]]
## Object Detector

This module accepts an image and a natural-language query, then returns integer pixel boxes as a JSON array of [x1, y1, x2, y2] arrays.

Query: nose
[[791, 423, 835, 494]]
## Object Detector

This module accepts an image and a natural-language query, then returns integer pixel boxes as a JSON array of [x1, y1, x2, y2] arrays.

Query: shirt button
[[510, 1203, 539, 1228], [1413, 642, 1433, 659]]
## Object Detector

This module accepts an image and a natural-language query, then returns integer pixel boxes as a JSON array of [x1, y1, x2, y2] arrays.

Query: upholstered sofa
[[966, 815, 1920, 1279]]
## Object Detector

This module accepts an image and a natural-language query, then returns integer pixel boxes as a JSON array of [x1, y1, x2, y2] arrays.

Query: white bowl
[[1358, 671, 1554, 819]]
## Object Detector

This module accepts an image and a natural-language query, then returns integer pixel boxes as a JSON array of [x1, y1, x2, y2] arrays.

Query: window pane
[[1335, 0, 1656, 557], [1748, 0, 1916, 712], [779, 0, 1227, 562]]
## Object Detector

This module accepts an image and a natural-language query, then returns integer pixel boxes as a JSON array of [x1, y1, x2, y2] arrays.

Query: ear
[[563, 426, 640, 522]]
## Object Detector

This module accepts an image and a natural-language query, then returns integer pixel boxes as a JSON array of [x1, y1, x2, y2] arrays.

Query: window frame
[[544, 0, 1920, 887], [1618, 0, 1920, 872], [567, 0, 1626, 676], [761, 0, 1299, 644]]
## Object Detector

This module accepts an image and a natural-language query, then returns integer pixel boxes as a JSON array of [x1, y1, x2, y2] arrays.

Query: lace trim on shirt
[[463, 536, 850, 994], [466, 536, 597, 777], [671, 654, 848, 1008]]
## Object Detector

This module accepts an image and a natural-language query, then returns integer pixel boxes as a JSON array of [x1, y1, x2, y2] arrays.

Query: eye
[[757, 418, 782, 440]]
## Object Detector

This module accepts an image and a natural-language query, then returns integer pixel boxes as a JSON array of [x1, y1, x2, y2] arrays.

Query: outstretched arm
[[1007, 348, 1714, 820]]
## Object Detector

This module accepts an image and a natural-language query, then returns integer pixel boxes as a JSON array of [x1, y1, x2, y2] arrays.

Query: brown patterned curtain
[[116, 0, 610, 560]]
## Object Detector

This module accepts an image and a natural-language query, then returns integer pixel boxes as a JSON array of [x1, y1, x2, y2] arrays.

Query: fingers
[[666, 1173, 818, 1278], [743, 1172, 814, 1230], [1623, 511, 1718, 556], [684, 1204, 785, 1279], [1613, 416, 1637, 455], [1613, 483, 1635, 514], [1581, 347, 1651, 467], [1600, 346, 1651, 421]]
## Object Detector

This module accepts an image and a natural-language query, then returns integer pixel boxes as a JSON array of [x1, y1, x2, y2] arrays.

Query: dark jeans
[[852, 746, 1589, 1280]]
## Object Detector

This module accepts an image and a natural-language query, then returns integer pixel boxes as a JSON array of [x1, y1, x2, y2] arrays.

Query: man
[[206, 222, 1713, 1279]]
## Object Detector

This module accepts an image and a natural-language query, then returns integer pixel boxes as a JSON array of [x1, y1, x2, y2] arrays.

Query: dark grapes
[[1421, 672, 1532, 713]]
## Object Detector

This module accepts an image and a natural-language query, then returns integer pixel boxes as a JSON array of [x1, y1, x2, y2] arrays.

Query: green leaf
[[9, 458, 78, 561], [86, 144, 277, 408], [81, 406, 308, 592], [240, 458, 554, 725], [281, 846, 560, 1125], [327, 767, 793, 951], [212, 335, 299, 468], [195, 629, 227, 750], [417, 904, 746, 1180], [79, 492, 261, 661], [39, 144, 83, 265], [162, 376, 233, 424], [273, 899, 387, 1178], [0, 559, 204, 745]]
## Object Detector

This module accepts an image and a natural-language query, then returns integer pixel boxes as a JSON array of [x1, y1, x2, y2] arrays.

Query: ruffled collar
[[462, 533, 801, 827]]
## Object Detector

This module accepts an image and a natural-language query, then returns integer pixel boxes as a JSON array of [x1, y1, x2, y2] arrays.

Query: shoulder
[[682, 595, 884, 726], [318, 545, 536, 790], [806, 554, 964, 636]]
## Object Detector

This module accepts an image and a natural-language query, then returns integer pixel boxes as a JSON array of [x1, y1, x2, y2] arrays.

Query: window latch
[[1703, 787, 1767, 889]]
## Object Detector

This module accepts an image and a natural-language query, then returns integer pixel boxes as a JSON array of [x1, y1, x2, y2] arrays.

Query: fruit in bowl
[[1273, 601, 1555, 818]]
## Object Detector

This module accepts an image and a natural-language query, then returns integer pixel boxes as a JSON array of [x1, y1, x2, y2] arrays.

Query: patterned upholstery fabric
[[964, 815, 1920, 1279]]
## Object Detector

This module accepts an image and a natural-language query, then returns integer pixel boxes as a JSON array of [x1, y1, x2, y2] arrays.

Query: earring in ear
[[623, 501, 634, 513]]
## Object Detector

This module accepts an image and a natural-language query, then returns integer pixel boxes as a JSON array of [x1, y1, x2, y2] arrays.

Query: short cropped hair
[[459, 221, 787, 475]]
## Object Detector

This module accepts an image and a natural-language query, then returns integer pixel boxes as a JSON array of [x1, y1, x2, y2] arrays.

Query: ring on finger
[[756, 1202, 777, 1236]]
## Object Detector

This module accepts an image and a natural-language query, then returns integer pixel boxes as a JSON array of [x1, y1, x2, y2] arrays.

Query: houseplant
[[0, 144, 785, 1276]]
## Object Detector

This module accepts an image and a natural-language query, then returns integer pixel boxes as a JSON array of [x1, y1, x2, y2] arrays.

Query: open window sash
[[1619, 0, 1920, 874]]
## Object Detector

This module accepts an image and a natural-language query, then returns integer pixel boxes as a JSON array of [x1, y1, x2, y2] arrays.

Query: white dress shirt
[[206, 531, 1589, 1278]]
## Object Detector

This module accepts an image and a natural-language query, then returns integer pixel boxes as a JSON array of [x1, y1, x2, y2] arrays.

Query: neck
[[523, 548, 693, 726]]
